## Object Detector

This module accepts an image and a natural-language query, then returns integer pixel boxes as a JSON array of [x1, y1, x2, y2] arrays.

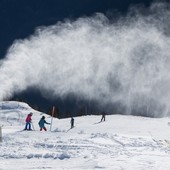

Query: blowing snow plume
[[0, 2, 170, 117]]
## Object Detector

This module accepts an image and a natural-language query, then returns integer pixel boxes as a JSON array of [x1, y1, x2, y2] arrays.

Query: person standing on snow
[[71, 117, 74, 129], [24, 112, 33, 130], [38, 116, 50, 131], [101, 112, 106, 122]]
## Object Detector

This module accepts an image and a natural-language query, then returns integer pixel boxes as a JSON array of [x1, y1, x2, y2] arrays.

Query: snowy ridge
[[0, 101, 170, 169], [0, 101, 33, 126]]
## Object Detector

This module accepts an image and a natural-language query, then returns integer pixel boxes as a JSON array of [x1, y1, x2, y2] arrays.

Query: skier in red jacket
[[24, 112, 33, 130]]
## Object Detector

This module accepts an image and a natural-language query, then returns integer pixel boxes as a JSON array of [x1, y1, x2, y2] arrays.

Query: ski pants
[[40, 127, 47, 131], [25, 122, 31, 130]]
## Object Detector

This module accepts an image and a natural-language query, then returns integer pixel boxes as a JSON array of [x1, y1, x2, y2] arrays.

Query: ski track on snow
[[0, 130, 170, 170]]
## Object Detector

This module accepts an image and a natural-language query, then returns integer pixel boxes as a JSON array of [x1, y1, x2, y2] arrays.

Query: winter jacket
[[38, 118, 50, 128], [26, 114, 32, 123]]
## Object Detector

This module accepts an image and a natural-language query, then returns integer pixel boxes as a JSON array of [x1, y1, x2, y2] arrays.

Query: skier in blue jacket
[[38, 116, 50, 131]]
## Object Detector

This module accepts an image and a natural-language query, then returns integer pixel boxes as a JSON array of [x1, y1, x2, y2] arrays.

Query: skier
[[38, 116, 50, 131], [70, 117, 74, 129], [24, 112, 33, 130], [101, 112, 106, 122]]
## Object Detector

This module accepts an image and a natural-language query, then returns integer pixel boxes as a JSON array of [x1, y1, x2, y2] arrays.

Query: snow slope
[[0, 101, 170, 170]]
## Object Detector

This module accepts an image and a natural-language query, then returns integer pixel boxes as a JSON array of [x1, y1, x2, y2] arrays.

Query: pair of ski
[[18, 129, 36, 132]]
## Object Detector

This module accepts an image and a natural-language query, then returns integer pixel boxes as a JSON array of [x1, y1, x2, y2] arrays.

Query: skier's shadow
[[66, 127, 74, 132], [66, 128, 72, 132], [93, 121, 102, 125]]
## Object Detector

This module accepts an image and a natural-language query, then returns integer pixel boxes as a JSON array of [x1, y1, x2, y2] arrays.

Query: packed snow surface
[[0, 101, 170, 170]]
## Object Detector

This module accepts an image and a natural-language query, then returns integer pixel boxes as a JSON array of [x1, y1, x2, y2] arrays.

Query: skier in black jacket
[[71, 117, 74, 128], [101, 112, 106, 122]]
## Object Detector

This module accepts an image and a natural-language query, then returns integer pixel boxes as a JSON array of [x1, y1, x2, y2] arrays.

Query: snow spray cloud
[[0, 2, 170, 117]]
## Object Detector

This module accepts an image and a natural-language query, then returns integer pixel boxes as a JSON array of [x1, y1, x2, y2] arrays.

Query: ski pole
[[50, 106, 55, 131], [0, 126, 2, 142], [31, 121, 35, 130]]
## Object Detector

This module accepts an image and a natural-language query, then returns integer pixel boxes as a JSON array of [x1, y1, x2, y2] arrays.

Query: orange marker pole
[[50, 106, 55, 131]]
